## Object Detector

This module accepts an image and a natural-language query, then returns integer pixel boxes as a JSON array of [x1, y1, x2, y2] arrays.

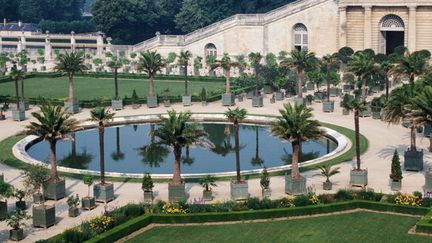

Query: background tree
[[348, 50, 380, 102], [248, 52, 263, 95], [138, 51, 165, 98], [9, 64, 25, 110], [392, 50, 431, 86], [212, 53, 241, 95], [342, 99, 366, 170], [225, 107, 247, 183], [178, 50, 192, 96], [107, 56, 123, 100], [322, 53, 340, 101]]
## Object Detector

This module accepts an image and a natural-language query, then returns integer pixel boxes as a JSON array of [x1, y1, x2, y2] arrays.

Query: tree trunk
[[385, 75, 389, 101], [410, 123, 417, 151], [226, 66, 231, 94], [184, 63, 188, 96], [255, 127, 259, 159], [114, 68, 119, 99], [326, 65, 331, 101], [149, 74, 155, 97], [49, 140, 59, 182], [98, 123, 106, 184], [234, 121, 241, 183], [255, 65, 259, 95], [21, 78, 24, 99], [361, 78, 367, 102], [297, 69, 304, 98], [14, 79, 20, 109], [116, 127, 120, 154], [354, 109, 361, 170], [172, 146, 182, 185], [68, 73, 74, 103], [291, 141, 300, 179]]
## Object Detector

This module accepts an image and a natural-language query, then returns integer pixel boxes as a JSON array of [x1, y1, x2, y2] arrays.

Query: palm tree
[[54, 51, 87, 105], [25, 103, 79, 181], [138, 124, 169, 167], [212, 53, 241, 95], [9, 64, 25, 110], [280, 50, 319, 98], [322, 53, 340, 101], [348, 50, 380, 102], [315, 165, 340, 183], [154, 110, 212, 186], [178, 50, 192, 96], [89, 107, 115, 184], [111, 127, 125, 161], [411, 86, 432, 124], [138, 51, 165, 107], [107, 56, 123, 100], [271, 103, 325, 179], [225, 107, 247, 183], [392, 50, 431, 86], [250, 126, 264, 166], [248, 52, 263, 95], [342, 99, 366, 170]]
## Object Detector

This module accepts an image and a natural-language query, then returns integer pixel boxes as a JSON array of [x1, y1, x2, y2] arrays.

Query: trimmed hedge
[[416, 210, 432, 234], [84, 200, 431, 243]]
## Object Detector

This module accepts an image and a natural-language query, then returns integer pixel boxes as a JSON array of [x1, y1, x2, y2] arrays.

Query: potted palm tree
[[248, 52, 264, 107], [341, 93, 354, 115], [107, 56, 124, 110], [9, 64, 26, 121], [22, 165, 55, 228], [138, 51, 165, 108], [225, 107, 249, 200], [389, 150, 402, 191], [162, 88, 171, 107], [67, 194, 80, 217], [199, 175, 217, 201], [342, 98, 368, 187], [280, 50, 319, 105], [14, 189, 26, 210], [25, 103, 78, 200], [322, 53, 340, 113], [193, 56, 203, 76], [82, 173, 96, 210], [271, 103, 325, 195], [0, 181, 13, 220], [260, 167, 271, 198], [201, 87, 207, 106], [314, 165, 340, 190], [178, 50, 193, 106], [348, 50, 380, 102], [384, 85, 424, 171], [55, 51, 87, 113], [153, 110, 212, 202], [274, 77, 286, 101], [165, 52, 177, 75], [90, 107, 115, 203], [142, 173, 154, 204], [411, 86, 432, 153], [4, 209, 30, 241], [371, 96, 385, 120], [212, 53, 241, 106]]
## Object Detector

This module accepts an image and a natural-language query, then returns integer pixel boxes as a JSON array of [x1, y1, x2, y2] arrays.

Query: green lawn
[[127, 212, 431, 243], [0, 76, 224, 100]]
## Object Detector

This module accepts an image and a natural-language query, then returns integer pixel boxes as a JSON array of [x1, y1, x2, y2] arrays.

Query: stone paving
[[0, 94, 431, 242]]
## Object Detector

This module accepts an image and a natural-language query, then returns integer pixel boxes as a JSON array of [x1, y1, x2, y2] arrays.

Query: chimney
[[18, 20, 22, 27]]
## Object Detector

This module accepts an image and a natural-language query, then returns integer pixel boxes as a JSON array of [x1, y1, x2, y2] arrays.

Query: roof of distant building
[[0, 22, 41, 32]]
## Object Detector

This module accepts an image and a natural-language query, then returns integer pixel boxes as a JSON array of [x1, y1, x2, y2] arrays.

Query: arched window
[[204, 43, 217, 58], [293, 23, 308, 51], [380, 14, 404, 31]]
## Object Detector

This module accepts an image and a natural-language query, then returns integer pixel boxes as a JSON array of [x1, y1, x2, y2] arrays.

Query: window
[[204, 43, 217, 58], [293, 23, 308, 51]]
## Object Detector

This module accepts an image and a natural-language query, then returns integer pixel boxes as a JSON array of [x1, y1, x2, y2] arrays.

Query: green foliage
[[67, 194, 80, 208], [260, 167, 270, 189], [21, 165, 50, 195], [315, 165, 340, 183], [39, 19, 96, 34], [334, 189, 354, 201], [3, 209, 30, 230], [0, 181, 13, 201], [390, 150, 403, 181], [83, 173, 94, 186], [293, 194, 310, 207], [14, 189, 26, 202], [200, 87, 207, 101], [198, 175, 217, 192], [141, 173, 154, 191]]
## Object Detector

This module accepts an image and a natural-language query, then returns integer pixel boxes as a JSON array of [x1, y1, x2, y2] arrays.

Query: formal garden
[[0, 45, 432, 242]]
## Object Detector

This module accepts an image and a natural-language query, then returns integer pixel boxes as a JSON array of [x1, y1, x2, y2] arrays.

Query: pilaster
[[363, 5, 372, 49], [408, 5, 417, 52], [339, 6, 347, 49]]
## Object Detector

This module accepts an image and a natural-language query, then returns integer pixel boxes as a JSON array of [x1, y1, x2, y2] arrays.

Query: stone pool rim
[[13, 113, 350, 179]]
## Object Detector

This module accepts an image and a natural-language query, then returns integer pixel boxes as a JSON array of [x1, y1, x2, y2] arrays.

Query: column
[[363, 5, 372, 49], [106, 37, 112, 53], [70, 31, 76, 51], [96, 32, 104, 58], [20, 33, 26, 50], [339, 6, 347, 49], [408, 5, 417, 52], [44, 32, 52, 61]]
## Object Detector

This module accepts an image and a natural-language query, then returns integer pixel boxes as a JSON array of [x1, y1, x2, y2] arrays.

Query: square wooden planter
[[182, 96, 192, 106], [143, 191, 154, 204], [293, 97, 304, 106], [94, 183, 114, 203], [350, 169, 368, 187], [424, 123, 432, 137], [424, 170, 432, 193], [12, 109, 25, 122], [32, 205, 55, 228], [322, 101, 334, 112], [391, 180, 401, 191], [10, 228, 24, 241], [44, 180, 66, 201], [372, 111, 381, 120], [342, 108, 350, 115], [285, 175, 306, 195], [404, 149, 423, 171], [275, 92, 284, 101], [147, 96, 158, 108], [81, 196, 96, 210], [246, 91, 254, 99], [203, 190, 213, 201], [263, 85, 273, 94], [68, 207, 79, 217], [168, 183, 186, 202], [329, 87, 340, 97], [306, 82, 315, 91], [0, 201, 7, 220], [222, 93, 235, 106], [252, 96, 263, 107], [323, 181, 332, 190], [64, 101, 79, 114], [164, 100, 171, 107], [262, 188, 271, 198], [111, 100, 123, 110], [33, 193, 44, 204], [230, 181, 248, 200]]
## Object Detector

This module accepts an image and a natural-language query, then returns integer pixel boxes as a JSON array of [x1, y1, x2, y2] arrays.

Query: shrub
[[89, 216, 115, 234], [355, 190, 383, 201], [278, 197, 294, 208], [293, 194, 310, 207], [67, 194, 80, 208], [318, 194, 334, 204], [395, 193, 422, 207], [162, 202, 189, 214], [260, 167, 270, 190], [421, 197, 432, 207], [309, 193, 319, 205], [334, 189, 354, 201], [390, 149, 402, 181], [141, 173, 154, 192]]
